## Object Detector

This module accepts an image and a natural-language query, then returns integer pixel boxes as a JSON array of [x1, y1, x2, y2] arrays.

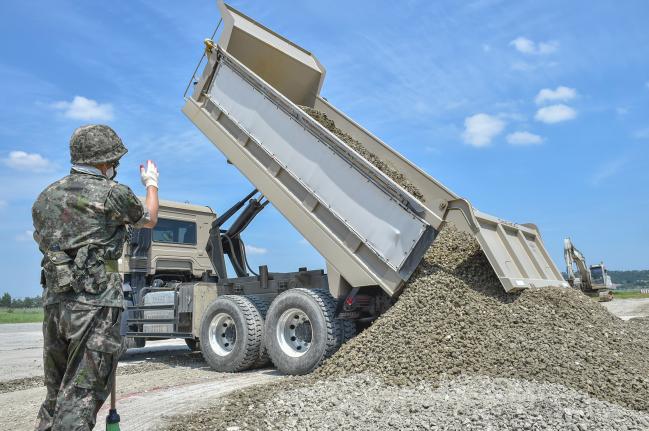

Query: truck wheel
[[246, 295, 271, 368], [199, 295, 265, 372], [265, 288, 340, 375]]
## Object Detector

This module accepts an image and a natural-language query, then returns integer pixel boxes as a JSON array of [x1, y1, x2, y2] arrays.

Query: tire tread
[[199, 295, 264, 372]]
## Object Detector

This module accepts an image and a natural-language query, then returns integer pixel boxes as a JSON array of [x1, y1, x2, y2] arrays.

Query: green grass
[[0, 307, 43, 324], [613, 291, 649, 300]]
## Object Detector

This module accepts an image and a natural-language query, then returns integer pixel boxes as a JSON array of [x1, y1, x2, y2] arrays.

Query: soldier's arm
[[105, 184, 151, 228], [140, 185, 158, 228]]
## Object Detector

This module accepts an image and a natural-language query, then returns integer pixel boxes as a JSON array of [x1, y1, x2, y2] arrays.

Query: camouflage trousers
[[37, 301, 122, 431]]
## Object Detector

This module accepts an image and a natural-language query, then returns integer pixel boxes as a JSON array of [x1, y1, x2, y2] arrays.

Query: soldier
[[32, 125, 160, 430]]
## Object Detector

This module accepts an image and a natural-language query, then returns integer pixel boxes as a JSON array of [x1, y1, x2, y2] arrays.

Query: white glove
[[140, 160, 159, 189]]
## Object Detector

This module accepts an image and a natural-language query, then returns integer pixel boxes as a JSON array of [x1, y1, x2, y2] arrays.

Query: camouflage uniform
[[32, 125, 149, 431]]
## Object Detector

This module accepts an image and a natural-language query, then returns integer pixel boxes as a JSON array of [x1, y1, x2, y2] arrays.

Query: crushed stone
[[318, 226, 649, 412], [301, 107, 424, 201], [166, 374, 649, 431]]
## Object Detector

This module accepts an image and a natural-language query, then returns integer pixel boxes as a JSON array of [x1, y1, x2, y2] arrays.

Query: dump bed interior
[[182, 0, 568, 295]]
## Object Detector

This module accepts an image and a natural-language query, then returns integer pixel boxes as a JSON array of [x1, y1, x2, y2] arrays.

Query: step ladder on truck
[[125, 0, 568, 375]]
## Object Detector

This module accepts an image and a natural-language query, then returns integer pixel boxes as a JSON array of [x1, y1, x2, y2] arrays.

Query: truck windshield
[[153, 218, 197, 245], [590, 266, 604, 283]]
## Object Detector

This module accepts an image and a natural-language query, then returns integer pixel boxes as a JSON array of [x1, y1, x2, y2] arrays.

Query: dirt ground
[[602, 297, 649, 321], [0, 297, 646, 430], [0, 324, 281, 430]]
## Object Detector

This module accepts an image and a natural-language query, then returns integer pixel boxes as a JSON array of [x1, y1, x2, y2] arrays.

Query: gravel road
[[0, 322, 45, 380], [0, 333, 281, 430], [0, 323, 281, 430], [603, 298, 649, 321], [0, 322, 193, 382]]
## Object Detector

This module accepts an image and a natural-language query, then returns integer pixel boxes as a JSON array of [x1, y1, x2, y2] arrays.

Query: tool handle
[[110, 355, 117, 409]]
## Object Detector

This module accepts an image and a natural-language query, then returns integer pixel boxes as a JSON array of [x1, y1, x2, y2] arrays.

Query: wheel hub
[[277, 308, 312, 357], [208, 312, 237, 356]]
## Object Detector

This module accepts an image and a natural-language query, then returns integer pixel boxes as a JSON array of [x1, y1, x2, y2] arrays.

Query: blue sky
[[1, 0, 647, 299]]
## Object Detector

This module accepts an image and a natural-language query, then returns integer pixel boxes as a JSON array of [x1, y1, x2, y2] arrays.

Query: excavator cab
[[589, 263, 613, 290], [590, 265, 605, 285]]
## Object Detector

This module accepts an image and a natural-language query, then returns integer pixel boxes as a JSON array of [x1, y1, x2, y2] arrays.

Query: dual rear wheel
[[199, 289, 355, 375]]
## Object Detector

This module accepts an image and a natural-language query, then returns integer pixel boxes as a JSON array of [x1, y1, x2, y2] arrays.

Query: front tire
[[199, 295, 265, 372], [265, 288, 341, 375]]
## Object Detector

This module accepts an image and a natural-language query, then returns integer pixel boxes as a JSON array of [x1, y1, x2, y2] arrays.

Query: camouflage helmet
[[69, 125, 127, 165]]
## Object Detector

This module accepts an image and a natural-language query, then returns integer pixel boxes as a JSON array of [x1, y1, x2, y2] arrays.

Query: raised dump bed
[[182, 0, 568, 297]]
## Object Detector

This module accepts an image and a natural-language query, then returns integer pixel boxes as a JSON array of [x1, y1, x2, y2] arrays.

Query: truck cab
[[119, 199, 217, 285]]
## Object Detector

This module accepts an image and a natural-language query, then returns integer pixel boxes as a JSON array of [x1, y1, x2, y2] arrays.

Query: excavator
[[563, 237, 614, 301]]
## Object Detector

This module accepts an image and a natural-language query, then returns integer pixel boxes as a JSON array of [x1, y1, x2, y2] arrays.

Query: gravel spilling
[[318, 227, 649, 411], [301, 107, 424, 201]]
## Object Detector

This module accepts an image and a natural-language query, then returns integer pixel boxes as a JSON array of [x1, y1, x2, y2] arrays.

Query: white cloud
[[462, 114, 505, 148], [15, 230, 34, 242], [645, 81, 649, 90], [535, 86, 577, 105], [506, 131, 544, 146], [51, 96, 114, 121], [2, 151, 55, 172], [534, 104, 577, 124], [245, 244, 268, 255], [510, 37, 559, 55], [482, 44, 491, 53]]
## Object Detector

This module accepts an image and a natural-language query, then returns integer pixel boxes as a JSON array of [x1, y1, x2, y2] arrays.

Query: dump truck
[[123, 0, 569, 375]]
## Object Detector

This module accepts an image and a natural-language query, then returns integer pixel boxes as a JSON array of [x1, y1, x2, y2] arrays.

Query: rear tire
[[265, 288, 341, 375], [340, 319, 356, 344], [199, 295, 265, 372], [246, 295, 271, 368]]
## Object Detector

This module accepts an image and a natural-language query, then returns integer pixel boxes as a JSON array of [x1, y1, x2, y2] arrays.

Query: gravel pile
[[301, 107, 424, 201], [318, 226, 649, 411], [168, 374, 649, 431]]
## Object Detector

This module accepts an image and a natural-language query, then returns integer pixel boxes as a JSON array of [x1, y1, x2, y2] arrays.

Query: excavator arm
[[563, 237, 592, 291]]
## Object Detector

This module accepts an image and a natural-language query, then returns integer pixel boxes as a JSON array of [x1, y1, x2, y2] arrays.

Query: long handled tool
[[106, 360, 120, 431]]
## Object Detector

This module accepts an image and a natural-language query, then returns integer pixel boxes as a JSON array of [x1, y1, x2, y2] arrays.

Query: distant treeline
[[609, 270, 649, 289], [0, 292, 43, 308]]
